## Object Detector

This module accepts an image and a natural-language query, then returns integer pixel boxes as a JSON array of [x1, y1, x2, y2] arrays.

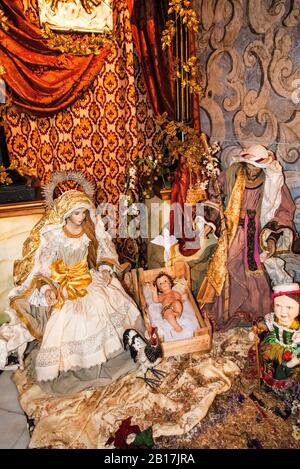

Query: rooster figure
[[123, 327, 166, 389]]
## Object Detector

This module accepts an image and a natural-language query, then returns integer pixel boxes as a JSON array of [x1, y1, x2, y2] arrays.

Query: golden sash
[[51, 259, 92, 309], [197, 167, 245, 304]]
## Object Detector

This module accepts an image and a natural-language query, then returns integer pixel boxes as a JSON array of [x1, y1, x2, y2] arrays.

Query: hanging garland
[[41, 25, 114, 56], [162, 0, 203, 96]]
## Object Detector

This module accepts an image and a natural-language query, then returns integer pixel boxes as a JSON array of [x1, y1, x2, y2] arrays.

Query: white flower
[[206, 162, 214, 171], [129, 167, 137, 177], [130, 204, 140, 216]]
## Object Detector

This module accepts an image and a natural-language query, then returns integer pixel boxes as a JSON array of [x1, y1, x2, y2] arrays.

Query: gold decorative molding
[[0, 200, 44, 218], [42, 27, 114, 55]]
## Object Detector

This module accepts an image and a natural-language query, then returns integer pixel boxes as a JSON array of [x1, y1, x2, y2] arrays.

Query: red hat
[[272, 283, 300, 298]]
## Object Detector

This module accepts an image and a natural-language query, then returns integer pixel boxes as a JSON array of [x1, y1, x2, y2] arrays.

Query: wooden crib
[[124, 261, 212, 358]]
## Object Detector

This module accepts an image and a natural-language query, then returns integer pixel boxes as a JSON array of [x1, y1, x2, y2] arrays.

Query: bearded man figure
[[197, 144, 299, 331]]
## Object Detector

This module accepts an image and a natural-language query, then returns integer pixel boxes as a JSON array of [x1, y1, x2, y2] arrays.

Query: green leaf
[[133, 427, 154, 448]]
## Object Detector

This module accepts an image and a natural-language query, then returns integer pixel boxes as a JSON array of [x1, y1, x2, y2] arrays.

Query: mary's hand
[[98, 269, 112, 287], [45, 289, 57, 306]]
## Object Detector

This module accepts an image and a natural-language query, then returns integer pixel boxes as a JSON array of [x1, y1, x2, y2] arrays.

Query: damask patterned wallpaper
[[3, 0, 160, 205], [195, 0, 300, 229]]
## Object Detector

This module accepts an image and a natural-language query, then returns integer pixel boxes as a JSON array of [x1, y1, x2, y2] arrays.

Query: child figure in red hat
[[257, 282, 300, 388]]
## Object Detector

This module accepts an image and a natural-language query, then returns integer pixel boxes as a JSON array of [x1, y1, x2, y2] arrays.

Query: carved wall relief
[[195, 0, 300, 228]]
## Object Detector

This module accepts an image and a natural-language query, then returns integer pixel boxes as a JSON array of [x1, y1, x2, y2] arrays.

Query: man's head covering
[[240, 144, 275, 166], [231, 144, 284, 226]]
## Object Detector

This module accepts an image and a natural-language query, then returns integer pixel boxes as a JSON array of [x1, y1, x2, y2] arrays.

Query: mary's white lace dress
[[18, 222, 140, 382]]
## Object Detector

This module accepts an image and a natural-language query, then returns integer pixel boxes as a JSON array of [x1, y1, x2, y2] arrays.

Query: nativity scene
[[0, 0, 299, 451]]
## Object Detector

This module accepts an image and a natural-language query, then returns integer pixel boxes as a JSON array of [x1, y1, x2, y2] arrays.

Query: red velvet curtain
[[0, 0, 110, 115], [129, 0, 200, 128], [0, 0, 197, 123], [130, 0, 175, 120]]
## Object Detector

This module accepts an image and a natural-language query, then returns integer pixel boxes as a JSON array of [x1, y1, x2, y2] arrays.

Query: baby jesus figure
[[151, 273, 188, 332]]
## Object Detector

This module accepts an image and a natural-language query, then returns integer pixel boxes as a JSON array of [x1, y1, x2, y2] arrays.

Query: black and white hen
[[123, 327, 166, 389]]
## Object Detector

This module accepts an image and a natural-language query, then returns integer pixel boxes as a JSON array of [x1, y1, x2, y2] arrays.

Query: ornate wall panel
[[195, 0, 300, 229], [3, 0, 160, 205]]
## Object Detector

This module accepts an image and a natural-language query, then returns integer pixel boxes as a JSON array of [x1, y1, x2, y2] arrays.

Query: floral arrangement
[[126, 113, 220, 202], [128, 146, 175, 200], [162, 0, 203, 96]]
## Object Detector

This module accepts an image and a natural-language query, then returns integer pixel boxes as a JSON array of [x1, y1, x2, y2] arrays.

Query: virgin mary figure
[[4, 171, 144, 394]]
